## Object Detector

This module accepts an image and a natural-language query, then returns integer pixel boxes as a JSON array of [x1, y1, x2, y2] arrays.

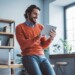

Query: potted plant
[[52, 38, 72, 54], [60, 39, 72, 54], [16, 54, 22, 64], [52, 44, 61, 53], [44, 47, 50, 59]]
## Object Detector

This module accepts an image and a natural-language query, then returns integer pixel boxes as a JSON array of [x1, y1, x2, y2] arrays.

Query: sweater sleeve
[[40, 36, 52, 49], [16, 25, 37, 50]]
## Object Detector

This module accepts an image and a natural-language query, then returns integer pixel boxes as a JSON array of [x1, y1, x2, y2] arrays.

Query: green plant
[[16, 54, 22, 64], [60, 38, 72, 53], [52, 38, 72, 53], [53, 44, 61, 53]]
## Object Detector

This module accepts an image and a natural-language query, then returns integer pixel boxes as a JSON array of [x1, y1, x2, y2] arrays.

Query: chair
[[56, 62, 68, 75]]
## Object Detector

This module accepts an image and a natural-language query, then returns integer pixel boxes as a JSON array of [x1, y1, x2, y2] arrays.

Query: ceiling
[[51, 0, 75, 6]]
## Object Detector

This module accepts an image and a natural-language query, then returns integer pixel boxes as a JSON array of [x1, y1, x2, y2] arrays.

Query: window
[[64, 4, 75, 52]]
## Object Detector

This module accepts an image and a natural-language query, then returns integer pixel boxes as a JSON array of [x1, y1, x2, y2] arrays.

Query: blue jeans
[[22, 55, 55, 75]]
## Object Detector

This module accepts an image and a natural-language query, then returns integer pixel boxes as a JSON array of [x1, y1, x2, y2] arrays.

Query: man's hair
[[24, 5, 40, 19]]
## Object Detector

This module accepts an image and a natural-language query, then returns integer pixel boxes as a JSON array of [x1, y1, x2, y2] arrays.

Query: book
[[41, 25, 57, 36], [8, 38, 14, 46], [10, 38, 14, 46]]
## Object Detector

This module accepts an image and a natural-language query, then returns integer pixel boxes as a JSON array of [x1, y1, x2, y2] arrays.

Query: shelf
[[0, 19, 15, 75], [0, 32, 14, 37], [0, 64, 23, 68], [0, 32, 14, 35], [0, 46, 14, 49], [0, 19, 15, 24]]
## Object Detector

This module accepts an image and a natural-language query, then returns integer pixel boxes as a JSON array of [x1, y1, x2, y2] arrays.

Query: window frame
[[64, 3, 75, 40], [64, 3, 75, 52]]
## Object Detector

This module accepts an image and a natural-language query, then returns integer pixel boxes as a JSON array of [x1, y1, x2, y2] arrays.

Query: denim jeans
[[22, 55, 55, 75]]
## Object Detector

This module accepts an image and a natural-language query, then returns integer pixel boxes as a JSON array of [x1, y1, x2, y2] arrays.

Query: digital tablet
[[41, 25, 57, 36]]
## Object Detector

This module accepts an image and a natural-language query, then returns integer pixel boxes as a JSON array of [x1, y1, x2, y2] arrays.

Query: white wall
[[0, 0, 44, 25], [49, 3, 64, 54]]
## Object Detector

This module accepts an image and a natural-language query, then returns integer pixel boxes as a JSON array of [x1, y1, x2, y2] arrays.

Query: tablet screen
[[41, 25, 57, 36]]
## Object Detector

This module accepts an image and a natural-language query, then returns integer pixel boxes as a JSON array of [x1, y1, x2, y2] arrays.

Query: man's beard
[[29, 17, 36, 24]]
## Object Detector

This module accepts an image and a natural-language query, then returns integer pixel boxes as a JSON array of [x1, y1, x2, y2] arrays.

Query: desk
[[49, 54, 75, 75], [50, 54, 75, 58]]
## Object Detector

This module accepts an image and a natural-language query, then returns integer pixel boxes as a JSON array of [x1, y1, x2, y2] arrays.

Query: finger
[[50, 30, 56, 33], [50, 31, 56, 36], [52, 29, 56, 32], [50, 32, 56, 37]]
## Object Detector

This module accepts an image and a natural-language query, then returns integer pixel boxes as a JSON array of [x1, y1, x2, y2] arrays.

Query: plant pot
[[64, 49, 71, 54]]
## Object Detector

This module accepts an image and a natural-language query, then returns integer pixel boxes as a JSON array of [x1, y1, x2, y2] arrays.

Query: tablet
[[41, 25, 57, 36]]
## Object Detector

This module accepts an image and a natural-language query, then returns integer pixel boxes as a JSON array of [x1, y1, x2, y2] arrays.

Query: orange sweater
[[16, 23, 52, 56]]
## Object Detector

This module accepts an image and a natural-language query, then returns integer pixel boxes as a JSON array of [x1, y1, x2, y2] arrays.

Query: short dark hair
[[24, 5, 40, 19]]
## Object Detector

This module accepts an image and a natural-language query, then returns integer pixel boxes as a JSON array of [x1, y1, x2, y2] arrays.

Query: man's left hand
[[49, 29, 56, 40]]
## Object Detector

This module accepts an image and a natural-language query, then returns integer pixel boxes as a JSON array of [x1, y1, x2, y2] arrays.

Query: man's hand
[[49, 29, 56, 40], [33, 34, 41, 42], [35, 34, 41, 40]]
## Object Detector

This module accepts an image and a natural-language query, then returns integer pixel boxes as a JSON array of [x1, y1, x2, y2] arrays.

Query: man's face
[[28, 8, 40, 24]]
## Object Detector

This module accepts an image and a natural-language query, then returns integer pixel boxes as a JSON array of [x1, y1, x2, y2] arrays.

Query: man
[[16, 5, 56, 75]]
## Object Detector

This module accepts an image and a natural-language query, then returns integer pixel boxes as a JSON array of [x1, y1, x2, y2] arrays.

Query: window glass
[[65, 5, 75, 52]]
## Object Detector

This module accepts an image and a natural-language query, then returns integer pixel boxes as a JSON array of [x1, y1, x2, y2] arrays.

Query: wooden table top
[[49, 54, 75, 59]]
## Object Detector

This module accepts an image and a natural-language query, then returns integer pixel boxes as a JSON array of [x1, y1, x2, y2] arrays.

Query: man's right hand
[[33, 34, 41, 41]]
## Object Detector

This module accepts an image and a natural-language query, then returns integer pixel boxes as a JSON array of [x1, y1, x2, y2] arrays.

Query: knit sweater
[[16, 23, 52, 56]]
